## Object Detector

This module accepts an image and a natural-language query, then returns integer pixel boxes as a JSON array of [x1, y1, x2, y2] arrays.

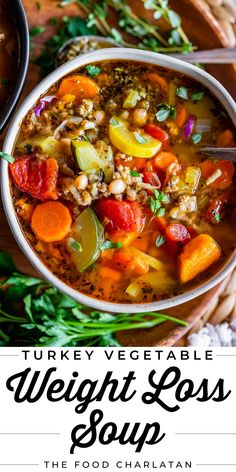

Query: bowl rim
[[1, 47, 236, 313], [0, 0, 30, 132]]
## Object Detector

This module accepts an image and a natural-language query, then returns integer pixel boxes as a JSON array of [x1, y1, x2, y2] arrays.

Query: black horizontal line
[[197, 465, 236, 467], [0, 355, 19, 357], [177, 433, 236, 435], [0, 433, 60, 435], [216, 355, 236, 357], [0, 465, 39, 467]]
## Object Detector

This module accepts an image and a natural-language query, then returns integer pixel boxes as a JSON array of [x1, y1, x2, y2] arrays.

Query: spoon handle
[[199, 147, 236, 162], [170, 48, 236, 64]]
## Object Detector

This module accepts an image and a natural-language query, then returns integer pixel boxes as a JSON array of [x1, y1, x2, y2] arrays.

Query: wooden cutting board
[[0, 0, 235, 346]]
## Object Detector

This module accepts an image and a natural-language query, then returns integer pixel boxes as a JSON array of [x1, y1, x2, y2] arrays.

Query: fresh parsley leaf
[[30, 26, 45, 37], [130, 170, 140, 177], [134, 132, 147, 144], [156, 104, 176, 122], [50, 17, 58, 26], [0, 252, 17, 275], [191, 91, 204, 101], [101, 241, 123, 250], [0, 151, 15, 164], [176, 86, 188, 100], [85, 64, 101, 76], [155, 235, 166, 247], [36, 1, 42, 10], [214, 212, 220, 223], [192, 133, 202, 144]]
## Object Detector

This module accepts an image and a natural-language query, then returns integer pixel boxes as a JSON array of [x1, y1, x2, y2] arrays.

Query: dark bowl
[[0, 0, 29, 133]]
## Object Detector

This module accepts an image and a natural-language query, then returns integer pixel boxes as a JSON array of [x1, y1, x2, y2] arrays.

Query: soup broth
[[10, 60, 236, 304]]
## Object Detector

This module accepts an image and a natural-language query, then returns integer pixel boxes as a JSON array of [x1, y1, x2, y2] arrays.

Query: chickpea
[[108, 179, 126, 195], [120, 110, 129, 120], [75, 174, 88, 190], [132, 108, 147, 126], [94, 110, 105, 125]]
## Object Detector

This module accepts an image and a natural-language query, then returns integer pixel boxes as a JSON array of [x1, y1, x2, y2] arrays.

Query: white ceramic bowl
[[1, 48, 236, 313]]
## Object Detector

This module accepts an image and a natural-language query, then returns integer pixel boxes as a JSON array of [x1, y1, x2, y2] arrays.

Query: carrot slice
[[217, 129, 235, 147], [31, 201, 72, 243], [201, 159, 235, 190], [175, 105, 188, 127], [154, 151, 178, 171], [58, 75, 100, 102], [144, 72, 169, 93], [178, 234, 221, 284]]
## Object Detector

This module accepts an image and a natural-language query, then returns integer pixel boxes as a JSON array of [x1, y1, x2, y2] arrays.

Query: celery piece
[[123, 90, 140, 109]]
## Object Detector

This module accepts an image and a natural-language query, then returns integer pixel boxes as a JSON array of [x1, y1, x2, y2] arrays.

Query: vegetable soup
[[9, 61, 236, 304]]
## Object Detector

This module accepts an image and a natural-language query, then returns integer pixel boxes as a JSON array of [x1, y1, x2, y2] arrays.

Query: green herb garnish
[[70, 239, 82, 252], [214, 212, 220, 223], [130, 170, 141, 177], [192, 133, 202, 144], [30, 26, 45, 37], [134, 132, 148, 144], [155, 234, 166, 247], [176, 86, 188, 100], [156, 104, 176, 122], [50, 17, 59, 26], [110, 117, 121, 127], [36, 16, 97, 77], [101, 241, 123, 250], [36, 1, 42, 10], [0, 252, 187, 347], [0, 152, 15, 164], [150, 189, 169, 216], [85, 64, 101, 76], [191, 91, 204, 101]]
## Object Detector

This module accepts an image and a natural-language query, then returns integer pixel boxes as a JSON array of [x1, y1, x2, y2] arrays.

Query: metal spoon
[[199, 147, 236, 162], [170, 47, 236, 64], [56, 36, 236, 67]]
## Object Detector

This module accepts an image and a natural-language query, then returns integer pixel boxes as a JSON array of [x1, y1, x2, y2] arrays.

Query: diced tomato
[[201, 159, 235, 190], [96, 199, 144, 233], [205, 193, 231, 224], [165, 223, 191, 244], [144, 124, 169, 148], [10, 155, 58, 201], [163, 223, 191, 257], [143, 171, 161, 188]]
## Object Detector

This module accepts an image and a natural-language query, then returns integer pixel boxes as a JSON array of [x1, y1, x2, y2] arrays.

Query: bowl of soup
[[1, 48, 236, 313], [0, 0, 29, 132]]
